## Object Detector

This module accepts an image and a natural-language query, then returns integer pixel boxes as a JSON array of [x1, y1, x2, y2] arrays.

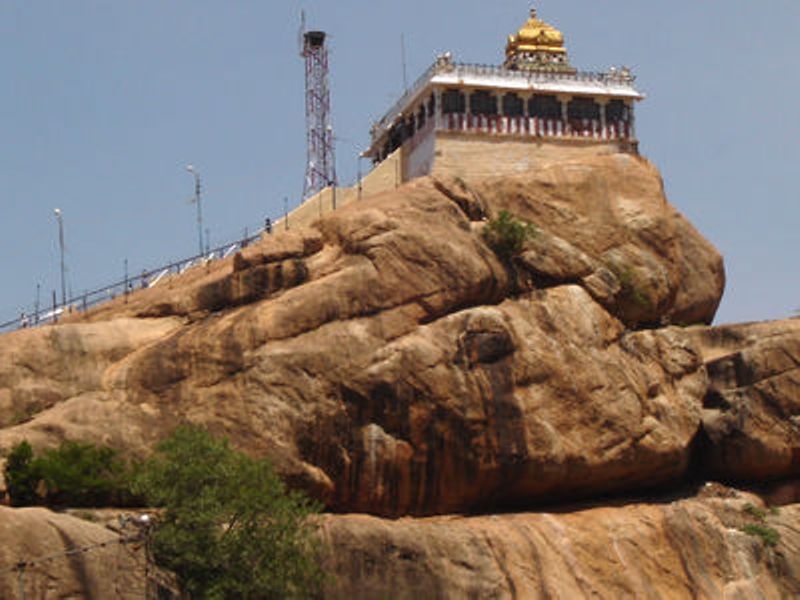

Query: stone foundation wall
[[431, 133, 636, 181]]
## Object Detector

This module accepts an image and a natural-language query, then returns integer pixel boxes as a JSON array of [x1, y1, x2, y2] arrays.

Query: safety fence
[[0, 513, 178, 599], [0, 227, 269, 333]]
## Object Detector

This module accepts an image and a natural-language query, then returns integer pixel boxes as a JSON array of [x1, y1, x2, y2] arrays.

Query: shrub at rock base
[[4, 440, 38, 506], [132, 425, 325, 599], [3, 440, 131, 507]]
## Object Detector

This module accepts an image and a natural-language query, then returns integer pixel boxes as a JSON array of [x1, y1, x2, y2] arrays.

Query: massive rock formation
[[321, 486, 800, 599], [0, 154, 732, 514], [1, 484, 797, 599], [688, 320, 800, 482], [0, 152, 796, 596], [1, 484, 796, 599]]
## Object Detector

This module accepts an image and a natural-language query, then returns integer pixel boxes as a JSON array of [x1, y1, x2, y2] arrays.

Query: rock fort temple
[[364, 8, 644, 185]]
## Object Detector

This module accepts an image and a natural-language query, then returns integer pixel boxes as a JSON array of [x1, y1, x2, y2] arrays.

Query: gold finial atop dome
[[505, 7, 575, 73]]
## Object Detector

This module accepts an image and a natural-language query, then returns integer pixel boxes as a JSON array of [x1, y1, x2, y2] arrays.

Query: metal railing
[[446, 62, 637, 86], [0, 228, 269, 333], [371, 61, 439, 134]]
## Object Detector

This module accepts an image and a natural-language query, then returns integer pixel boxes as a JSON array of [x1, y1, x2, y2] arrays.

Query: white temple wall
[[403, 128, 437, 181]]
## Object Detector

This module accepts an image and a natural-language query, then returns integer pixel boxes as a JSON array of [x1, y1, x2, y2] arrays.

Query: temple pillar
[[558, 94, 570, 136], [597, 98, 609, 139], [434, 89, 443, 130], [559, 95, 569, 121], [627, 101, 636, 139]]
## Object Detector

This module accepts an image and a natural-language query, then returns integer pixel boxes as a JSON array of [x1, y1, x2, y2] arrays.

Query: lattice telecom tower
[[302, 28, 337, 200]]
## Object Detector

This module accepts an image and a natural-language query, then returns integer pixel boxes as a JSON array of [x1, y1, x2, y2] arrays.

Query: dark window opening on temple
[[418, 105, 426, 129], [529, 95, 561, 119], [502, 93, 524, 117], [606, 99, 630, 123], [442, 89, 466, 114], [568, 97, 600, 121], [388, 125, 403, 152], [428, 94, 436, 117], [406, 116, 416, 138], [469, 90, 498, 116]]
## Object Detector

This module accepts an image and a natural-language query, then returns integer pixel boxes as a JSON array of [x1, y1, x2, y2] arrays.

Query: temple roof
[[505, 8, 575, 73], [507, 8, 566, 55]]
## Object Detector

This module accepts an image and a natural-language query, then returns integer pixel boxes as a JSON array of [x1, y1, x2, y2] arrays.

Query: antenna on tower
[[298, 10, 306, 57], [301, 15, 337, 200]]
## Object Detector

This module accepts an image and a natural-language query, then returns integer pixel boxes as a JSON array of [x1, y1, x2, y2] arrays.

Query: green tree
[[133, 425, 324, 599], [3, 439, 132, 507], [4, 440, 39, 506], [36, 440, 130, 507]]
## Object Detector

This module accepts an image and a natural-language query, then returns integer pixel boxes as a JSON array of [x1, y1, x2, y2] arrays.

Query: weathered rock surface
[[0, 506, 147, 598], [0, 154, 786, 520], [0, 156, 720, 515], [688, 319, 800, 482], [2, 485, 797, 599], [333, 289, 706, 515], [439, 154, 725, 326], [0, 152, 797, 596], [321, 486, 800, 600]]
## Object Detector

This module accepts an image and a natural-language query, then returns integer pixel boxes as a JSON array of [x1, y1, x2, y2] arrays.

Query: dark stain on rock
[[194, 258, 309, 313]]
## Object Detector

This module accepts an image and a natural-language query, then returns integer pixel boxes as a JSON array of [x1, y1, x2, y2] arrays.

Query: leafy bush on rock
[[740, 502, 781, 548], [742, 523, 780, 547], [609, 264, 652, 310], [4, 440, 39, 506], [482, 210, 537, 261], [4, 439, 132, 507]]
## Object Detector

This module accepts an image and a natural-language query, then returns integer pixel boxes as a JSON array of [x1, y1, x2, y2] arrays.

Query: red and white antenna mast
[[301, 15, 337, 200]]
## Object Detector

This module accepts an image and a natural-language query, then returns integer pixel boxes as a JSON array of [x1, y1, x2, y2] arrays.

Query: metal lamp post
[[331, 135, 366, 203], [53, 208, 66, 307], [186, 165, 204, 256], [357, 152, 366, 201]]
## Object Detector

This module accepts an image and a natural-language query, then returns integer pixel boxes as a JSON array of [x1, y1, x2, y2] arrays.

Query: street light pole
[[332, 135, 366, 202], [186, 165, 203, 256], [53, 208, 66, 307], [357, 152, 365, 201]]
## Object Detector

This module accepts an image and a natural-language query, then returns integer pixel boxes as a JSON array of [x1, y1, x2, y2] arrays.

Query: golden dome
[[504, 8, 575, 72], [506, 8, 566, 57]]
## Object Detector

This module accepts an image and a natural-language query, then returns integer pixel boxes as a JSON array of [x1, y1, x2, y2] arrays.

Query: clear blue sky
[[2, 1, 798, 325]]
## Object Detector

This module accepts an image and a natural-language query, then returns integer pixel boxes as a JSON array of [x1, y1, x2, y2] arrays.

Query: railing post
[[17, 563, 25, 600], [34, 283, 40, 325]]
